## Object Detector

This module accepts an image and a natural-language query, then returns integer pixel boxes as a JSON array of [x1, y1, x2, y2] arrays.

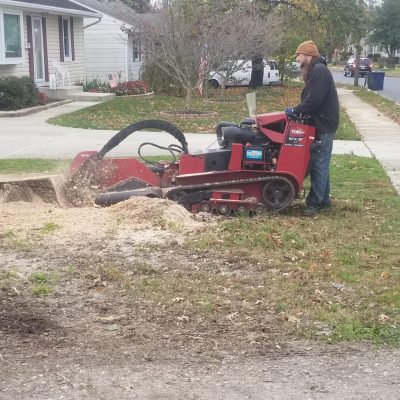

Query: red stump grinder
[[68, 109, 315, 215]]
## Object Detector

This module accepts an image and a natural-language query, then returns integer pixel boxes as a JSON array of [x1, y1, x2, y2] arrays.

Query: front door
[[32, 17, 45, 83]]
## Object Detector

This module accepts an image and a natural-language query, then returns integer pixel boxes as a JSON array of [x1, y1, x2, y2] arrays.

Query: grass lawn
[[190, 155, 400, 344], [48, 84, 360, 141], [0, 158, 69, 174], [375, 67, 400, 78]]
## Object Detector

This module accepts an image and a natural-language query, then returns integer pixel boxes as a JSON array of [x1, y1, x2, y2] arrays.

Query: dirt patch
[[1, 197, 399, 399]]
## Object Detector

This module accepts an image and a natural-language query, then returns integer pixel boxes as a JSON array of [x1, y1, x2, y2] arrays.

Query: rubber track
[[165, 175, 295, 213]]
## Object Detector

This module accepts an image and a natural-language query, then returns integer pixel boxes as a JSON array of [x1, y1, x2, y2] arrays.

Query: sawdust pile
[[0, 197, 207, 249], [109, 197, 204, 231]]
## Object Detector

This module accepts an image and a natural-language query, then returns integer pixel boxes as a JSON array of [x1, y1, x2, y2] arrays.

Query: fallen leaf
[[379, 272, 390, 280], [288, 315, 300, 324], [378, 313, 390, 322], [171, 297, 184, 304], [308, 262, 320, 272]]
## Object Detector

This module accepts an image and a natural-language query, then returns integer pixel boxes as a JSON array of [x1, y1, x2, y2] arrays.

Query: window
[[267, 60, 278, 70], [0, 9, 24, 64], [361, 58, 371, 66], [62, 17, 71, 60], [132, 39, 141, 62]]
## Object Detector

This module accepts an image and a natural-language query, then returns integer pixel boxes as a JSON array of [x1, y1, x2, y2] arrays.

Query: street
[[331, 70, 400, 103]]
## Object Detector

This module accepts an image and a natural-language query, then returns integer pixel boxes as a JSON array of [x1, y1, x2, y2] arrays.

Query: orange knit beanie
[[295, 40, 319, 57]]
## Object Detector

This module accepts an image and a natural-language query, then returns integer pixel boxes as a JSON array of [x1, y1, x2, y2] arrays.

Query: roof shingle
[[5, 0, 96, 14]]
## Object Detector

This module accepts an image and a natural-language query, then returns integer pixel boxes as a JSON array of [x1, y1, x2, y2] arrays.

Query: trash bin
[[367, 71, 385, 90]]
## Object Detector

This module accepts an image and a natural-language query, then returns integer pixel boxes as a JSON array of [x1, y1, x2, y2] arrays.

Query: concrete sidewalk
[[0, 102, 227, 158], [337, 88, 400, 194], [0, 100, 371, 158], [0, 102, 221, 158]]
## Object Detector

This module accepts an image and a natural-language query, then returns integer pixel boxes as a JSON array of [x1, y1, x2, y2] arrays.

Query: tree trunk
[[249, 55, 264, 88], [218, 79, 226, 101], [353, 44, 361, 87], [185, 84, 193, 110], [279, 60, 285, 85], [388, 49, 395, 68]]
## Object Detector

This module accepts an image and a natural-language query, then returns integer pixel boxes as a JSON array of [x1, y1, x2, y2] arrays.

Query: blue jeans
[[306, 132, 334, 209]]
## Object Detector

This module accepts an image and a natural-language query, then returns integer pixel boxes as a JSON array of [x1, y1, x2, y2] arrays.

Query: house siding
[[46, 15, 85, 85], [0, 11, 85, 84], [0, 14, 29, 77], [127, 34, 143, 81], [84, 13, 129, 82]]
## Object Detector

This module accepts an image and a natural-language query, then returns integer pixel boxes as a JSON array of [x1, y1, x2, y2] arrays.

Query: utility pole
[[354, 44, 361, 87], [354, 0, 365, 87]]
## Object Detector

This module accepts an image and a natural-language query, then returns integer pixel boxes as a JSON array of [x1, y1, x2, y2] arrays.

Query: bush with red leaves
[[38, 91, 49, 105], [111, 80, 149, 96]]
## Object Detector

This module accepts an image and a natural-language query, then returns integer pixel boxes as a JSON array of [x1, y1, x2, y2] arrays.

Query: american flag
[[108, 73, 118, 88]]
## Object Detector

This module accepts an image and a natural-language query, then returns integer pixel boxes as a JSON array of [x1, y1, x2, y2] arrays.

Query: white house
[[361, 39, 400, 59], [76, 0, 146, 83], [0, 0, 101, 86]]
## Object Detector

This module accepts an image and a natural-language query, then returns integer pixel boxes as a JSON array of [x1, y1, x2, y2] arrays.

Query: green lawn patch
[[47, 84, 358, 140], [337, 106, 361, 140], [0, 158, 69, 174]]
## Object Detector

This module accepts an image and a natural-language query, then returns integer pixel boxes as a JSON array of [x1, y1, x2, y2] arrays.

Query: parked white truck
[[208, 60, 280, 88]]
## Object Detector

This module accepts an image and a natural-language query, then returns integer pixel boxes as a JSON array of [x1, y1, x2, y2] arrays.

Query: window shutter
[[26, 16, 34, 79], [42, 17, 49, 81], [70, 17, 75, 61], [58, 16, 64, 61]]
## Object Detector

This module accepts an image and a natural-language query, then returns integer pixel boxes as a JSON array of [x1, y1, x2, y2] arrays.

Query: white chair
[[52, 60, 71, 87]]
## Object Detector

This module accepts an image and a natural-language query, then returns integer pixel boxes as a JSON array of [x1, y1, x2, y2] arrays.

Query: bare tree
[[128, 0, 278, 109], [205, 4, 278, 94]]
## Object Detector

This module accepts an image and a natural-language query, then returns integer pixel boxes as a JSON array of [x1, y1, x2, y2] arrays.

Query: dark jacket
[[293, 58, 339, 136]]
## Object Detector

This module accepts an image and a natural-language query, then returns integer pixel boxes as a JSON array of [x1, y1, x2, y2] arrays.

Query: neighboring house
[[76, 0, 146, 83], [342, 36, 400, 61], [361, 41, 400, 59], [0, 0, 101, 86]]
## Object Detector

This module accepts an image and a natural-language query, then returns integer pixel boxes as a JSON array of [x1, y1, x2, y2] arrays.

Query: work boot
[[302, 206, 320, 217], [320, 202, 331, 210]]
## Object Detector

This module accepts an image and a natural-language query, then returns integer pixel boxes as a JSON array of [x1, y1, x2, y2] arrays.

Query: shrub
[[110, 80, 149, 96], [82, 77, 110, 93], [377, 57, 399, 68], [0, 76, 39, 110], [368, 53, 381, 62], [142, 61, 184, 95]]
